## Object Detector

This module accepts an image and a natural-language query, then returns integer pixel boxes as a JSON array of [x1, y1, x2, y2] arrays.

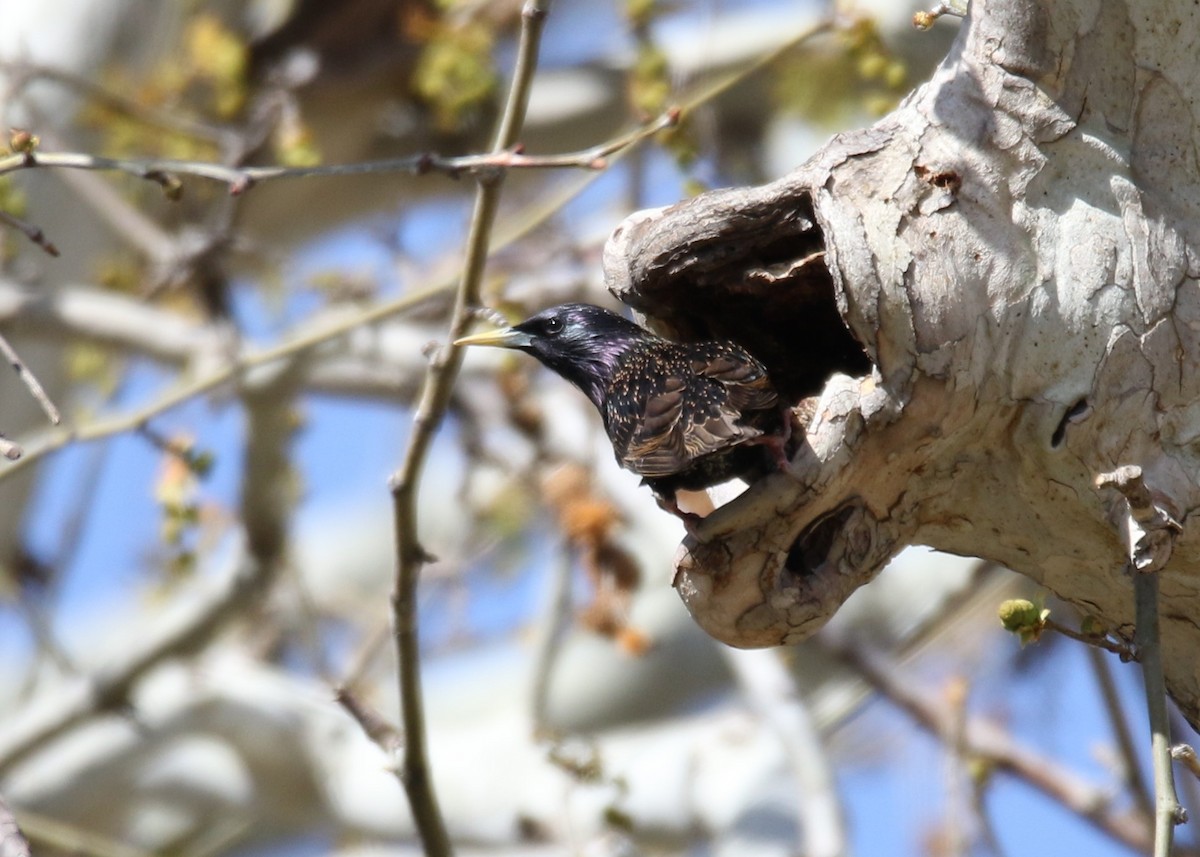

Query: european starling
[[455, 303, 792, 519]]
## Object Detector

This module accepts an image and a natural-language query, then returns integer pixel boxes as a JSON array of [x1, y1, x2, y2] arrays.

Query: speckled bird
[[455, 303, 792, 519]]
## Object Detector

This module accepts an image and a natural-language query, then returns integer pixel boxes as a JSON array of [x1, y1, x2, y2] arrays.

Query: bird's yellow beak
[[454, 327, 533, 349]]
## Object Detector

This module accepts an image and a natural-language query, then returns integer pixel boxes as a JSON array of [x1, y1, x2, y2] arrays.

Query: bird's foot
[[746, 424, 794, 475], [768, 432, 793, 474], [654, 493, 705, 535]]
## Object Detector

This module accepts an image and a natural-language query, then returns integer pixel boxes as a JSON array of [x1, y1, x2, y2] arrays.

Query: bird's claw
[[745, 416, 794, 475], [655, 492, 705, 534]]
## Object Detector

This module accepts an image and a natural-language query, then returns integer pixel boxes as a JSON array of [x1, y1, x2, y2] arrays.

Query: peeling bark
[[602, 0, 1200, 726]]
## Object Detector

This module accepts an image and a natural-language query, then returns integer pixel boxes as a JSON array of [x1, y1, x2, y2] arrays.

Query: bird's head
[[455, 303, 652, 409]]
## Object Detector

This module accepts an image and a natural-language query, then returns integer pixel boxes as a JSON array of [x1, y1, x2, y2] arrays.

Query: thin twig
[[0, 59, 232, 144], [1172, 735, 1200, 845], [0, 18, 834, 482], [334, 684, 404, 758], [0, 330, 61, 425], [1134, 569, 1187, 855], [338, 619, 392, 692], [1094, 465, 1187, 855], [52, 165, 177, 263], [0, 102, 673, 266], [529, 542, 576, 734], [0, 276, 453, 483], [0, 115, 674, 197], [385, 3, 553, 853], [0, 208, 58, 256], [1173, 744, 1200, 781], [827, 639, 1159, 853], [0, 142, 617, 484], [1085, 643, 1153, 819], [969, 775, 1008, 857], [913, 1, 969, 30], [1043, 617, 1133, 658], [14, 584, 78, 683]]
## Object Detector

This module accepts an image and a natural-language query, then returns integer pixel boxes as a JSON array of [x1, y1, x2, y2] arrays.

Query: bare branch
[[1173, 745, 1200, 781], [0, 279, 460, 404], [334, 685, 403, 759], [337, 619, 391, 692], [0, 112, 675, 198], [386, 2, 554, 852], [0, 59, 232, 145], [0, 277, 452, 483], [0, 331, 60, 426], [1133, 569, 1188, 855], [0, 794, 30, 857], [0, 552, 267, 774], [0, 208, 57, 256], [913, 1, 968, 30], [944, 676, 971, 855], [52, 165, 177, 262], [1095, 466, 1187, 853], [1043, 617, 1133, 659], [0, 12, 807, 482], [723, 648, 847, 857], [0, 281, 218, 363], [1095, 466, 1182, 574], [529, 544, 575, 734], [827, 640, 1157, 853], [0, 145, 613, 483], [1086, 644, 1154, 819]]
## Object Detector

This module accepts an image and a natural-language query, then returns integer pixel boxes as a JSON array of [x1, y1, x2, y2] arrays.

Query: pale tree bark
[[604, 0, 1200, 726]]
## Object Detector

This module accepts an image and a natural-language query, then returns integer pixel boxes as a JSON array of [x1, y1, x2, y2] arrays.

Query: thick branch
[[601, 0, 1200, 727]]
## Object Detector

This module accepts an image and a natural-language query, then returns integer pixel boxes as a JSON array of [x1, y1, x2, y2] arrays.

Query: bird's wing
[[696, 352, 780, 412], [617, 347, 778, 479]]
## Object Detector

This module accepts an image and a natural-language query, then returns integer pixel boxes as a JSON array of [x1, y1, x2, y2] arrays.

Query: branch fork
[[1094, 465, 1182, 576]]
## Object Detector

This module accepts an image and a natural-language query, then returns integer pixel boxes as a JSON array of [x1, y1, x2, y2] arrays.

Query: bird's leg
[[654, 491, 704, 534], [769, 411, 795, 472], [743, 408, 795, 474]]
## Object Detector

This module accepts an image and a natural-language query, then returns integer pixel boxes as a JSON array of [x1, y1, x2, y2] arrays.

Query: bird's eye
[[543, 316, 564, 335]]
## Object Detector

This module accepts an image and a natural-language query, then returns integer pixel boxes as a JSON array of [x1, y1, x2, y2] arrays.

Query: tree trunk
[[603, 0, 1200, 727]]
